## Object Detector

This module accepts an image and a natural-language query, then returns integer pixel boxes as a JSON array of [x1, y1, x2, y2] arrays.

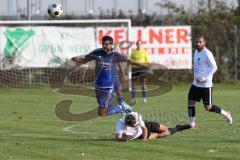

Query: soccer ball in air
[[48, 3, 63, 18]]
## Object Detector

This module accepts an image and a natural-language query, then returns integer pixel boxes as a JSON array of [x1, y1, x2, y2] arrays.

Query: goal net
[[0, 19, 131, 88]]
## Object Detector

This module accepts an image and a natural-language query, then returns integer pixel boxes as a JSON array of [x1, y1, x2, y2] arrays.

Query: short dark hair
[[196, 35, 205, 40], [102, 36, 113, 43], [125, 114, 135, 126]]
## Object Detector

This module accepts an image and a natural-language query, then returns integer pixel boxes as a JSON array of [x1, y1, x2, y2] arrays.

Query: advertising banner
[[0, 26, 95, 68], [97, 26, 192, 69]]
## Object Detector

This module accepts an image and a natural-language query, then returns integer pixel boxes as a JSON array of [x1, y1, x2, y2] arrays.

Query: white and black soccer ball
[[48, 3, 63, 18]]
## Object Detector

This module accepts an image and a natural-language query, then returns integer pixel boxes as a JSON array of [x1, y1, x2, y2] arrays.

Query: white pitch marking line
[[63, 124, 113, 135]]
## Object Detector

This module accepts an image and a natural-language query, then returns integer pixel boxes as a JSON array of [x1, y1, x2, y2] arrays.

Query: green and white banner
[[0, 26, 95, 68]]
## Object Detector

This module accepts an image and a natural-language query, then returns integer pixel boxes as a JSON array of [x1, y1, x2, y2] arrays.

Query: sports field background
[[0, 81, 239, 160]]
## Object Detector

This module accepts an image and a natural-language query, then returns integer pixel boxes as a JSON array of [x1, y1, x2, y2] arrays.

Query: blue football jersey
[[111, 63, 119, 78], [84, 48, 127, 88]]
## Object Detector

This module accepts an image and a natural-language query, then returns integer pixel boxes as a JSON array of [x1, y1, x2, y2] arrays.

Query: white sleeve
[[204, 51, 217, 79], [136, 114, 145, 127], [115, 119, 125, 134]]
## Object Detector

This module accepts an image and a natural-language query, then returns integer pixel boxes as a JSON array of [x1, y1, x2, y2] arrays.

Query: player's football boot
[[224, 111, 233, 125]]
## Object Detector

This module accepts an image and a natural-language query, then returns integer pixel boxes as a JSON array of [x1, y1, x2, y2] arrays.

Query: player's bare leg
[[148, 124, 191, 140], [115, 89, 123, 103], [204, 104, 233, 125], [148, 133, 164, 140], [148, 126, 170, 140]]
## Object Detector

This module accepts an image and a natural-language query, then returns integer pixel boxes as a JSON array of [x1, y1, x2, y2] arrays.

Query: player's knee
[[162, 128, 171, 136], [159, 125, 168, 131], [204, 105, 212, 111], [188, 100, 195, 105], [98, 113, 105, 117], [98, 108, 107, 116]]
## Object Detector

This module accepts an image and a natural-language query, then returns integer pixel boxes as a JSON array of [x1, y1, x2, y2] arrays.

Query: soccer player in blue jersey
[[71, 36, 149, 117]]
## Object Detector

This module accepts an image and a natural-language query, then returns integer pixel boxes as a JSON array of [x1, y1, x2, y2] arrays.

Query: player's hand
[[142, 138, 148, 142], [128, 135, 135, 140], [197, 77, 206, 83], [120, 75, 127, 83], [121, 133, 133, 142], [141, 64, 150, 70], [71, 57, 81, 63]]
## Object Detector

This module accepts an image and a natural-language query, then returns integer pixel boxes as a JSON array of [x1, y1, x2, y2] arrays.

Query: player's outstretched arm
[[71, 56, 85, 63], [141, 126, 148, 142], [115, 133, 133, 142]]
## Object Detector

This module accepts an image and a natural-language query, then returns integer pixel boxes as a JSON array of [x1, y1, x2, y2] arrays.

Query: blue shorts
[[95, 87, 114, 108], [113, 76, 122, 91]]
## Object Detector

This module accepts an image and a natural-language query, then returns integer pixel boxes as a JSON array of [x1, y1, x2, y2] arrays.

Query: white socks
[[189, 117, 196, 127], [220, 109, 228, 117]]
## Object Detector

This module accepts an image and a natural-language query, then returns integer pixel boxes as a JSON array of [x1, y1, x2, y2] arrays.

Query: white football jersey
[[115, 112, 145, 139], [193, 47, 217, 88]]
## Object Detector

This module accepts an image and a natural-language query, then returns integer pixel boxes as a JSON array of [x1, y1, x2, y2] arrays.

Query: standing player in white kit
[[187, 35, 233, 128]]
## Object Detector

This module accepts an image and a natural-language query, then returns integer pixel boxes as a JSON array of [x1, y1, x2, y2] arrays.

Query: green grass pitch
[[0, 82, 239, 160]]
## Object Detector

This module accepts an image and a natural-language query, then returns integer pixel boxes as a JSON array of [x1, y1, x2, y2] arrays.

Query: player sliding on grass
[[187, 35, 233, 128], [71, 36, 149, 117], [115, 112, 191, 142]]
